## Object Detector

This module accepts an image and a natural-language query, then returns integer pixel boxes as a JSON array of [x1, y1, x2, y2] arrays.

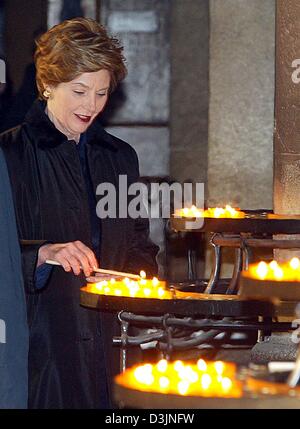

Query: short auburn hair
[[35, 17, 127, 99]]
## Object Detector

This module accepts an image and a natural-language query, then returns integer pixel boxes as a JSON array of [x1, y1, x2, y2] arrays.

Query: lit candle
[[247, 258, 300, 282], [87, 271, 172, 299], [290, 257, 300, 270], [174, 204, 245, 219], [116, 359, 242, 398]]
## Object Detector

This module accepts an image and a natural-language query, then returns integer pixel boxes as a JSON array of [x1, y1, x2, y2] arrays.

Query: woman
[[0, 18, 158, 409]]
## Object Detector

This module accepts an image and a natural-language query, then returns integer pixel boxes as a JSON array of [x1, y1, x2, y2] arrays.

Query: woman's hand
[[37, 241, 98, 276]]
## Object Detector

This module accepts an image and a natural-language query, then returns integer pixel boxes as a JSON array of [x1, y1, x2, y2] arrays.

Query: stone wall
[[170, 0, 209, 186], [101, 0, 171, 277], [206, 0, 275, 278], [208, 0, 275, 210]]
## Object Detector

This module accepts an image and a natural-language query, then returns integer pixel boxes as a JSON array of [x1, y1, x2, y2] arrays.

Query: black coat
[[0, 100, 158, 409], [0, 149, 28, 408]]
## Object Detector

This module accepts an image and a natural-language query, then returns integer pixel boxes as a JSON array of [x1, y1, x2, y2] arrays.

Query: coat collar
[[24, 99, 119, 151]]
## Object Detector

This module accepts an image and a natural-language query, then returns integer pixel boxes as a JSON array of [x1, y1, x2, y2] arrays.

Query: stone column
[[168, 0, 209, 281], [208, 0, 275, 209], [206, 0, 275, 277], [170, 0, 209, 185], [274, 0, 300, 261], [248, 0, 300, 330], [274, 0, 300, 216]]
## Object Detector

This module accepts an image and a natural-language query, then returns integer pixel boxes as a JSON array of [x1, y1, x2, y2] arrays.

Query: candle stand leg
[[226, 247, 243, 295], [187, 248, 197, 281], [162, 314, 173, 360], [205, 235, 221, 294], [118, 311, 129, 373]]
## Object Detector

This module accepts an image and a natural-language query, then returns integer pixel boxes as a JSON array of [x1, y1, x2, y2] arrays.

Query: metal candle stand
[[114, 310, 292, 373], [81, 287, 295, 372], [171, 211, 300, 295], [80, 211, 300, 374], [205, 234, 300, 294]]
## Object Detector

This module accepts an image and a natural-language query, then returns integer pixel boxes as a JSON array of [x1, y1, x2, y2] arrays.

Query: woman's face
[[46, 69, 111, 139]]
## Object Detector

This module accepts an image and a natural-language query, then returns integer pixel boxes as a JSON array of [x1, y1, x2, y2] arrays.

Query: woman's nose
[[85, 96, 96, 112]]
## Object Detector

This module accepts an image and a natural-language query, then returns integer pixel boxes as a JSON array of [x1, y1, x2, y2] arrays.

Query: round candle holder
[[240, 259, 300, 301], [113, 359, 300, 409]]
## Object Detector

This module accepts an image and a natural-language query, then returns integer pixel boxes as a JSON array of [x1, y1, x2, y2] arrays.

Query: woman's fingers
[[74, 240, 99, 269], [50, 247, 81, 275], [64, 253, 82, 276], [67, 245, 90, 276], [38, 241, 98, 276], [58, 256, 72, 273], [63, 242, 96, 276]]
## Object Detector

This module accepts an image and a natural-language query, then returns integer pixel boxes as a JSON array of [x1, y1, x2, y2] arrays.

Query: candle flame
[[248, 258, 300, 282], [197, 359, 207, 371], [221, 377, 233, 392], [116, 359, 241, 398], [157, 359, 168, 373], [269, 260, 278, 270], [175, 204, 245, 219], [140, 270, 146, 279], [256, 261, 268, 280], [178, 380, 190, 396], [290, 257, 300, 270], [159, 376, 170, 389], [214, 361, 225, 375], [201, 374, 212, 390], [88, 274, 171, 299]]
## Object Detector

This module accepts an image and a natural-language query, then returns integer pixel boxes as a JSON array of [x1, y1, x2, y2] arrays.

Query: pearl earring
[[43, 89, 51, 99]]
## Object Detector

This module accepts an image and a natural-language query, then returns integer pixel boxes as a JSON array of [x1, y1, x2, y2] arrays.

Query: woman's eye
[[97, 93, 107, 97], [73, 91, 85, 95]]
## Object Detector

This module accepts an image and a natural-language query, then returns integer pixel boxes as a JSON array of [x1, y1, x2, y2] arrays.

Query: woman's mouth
[[75, 114, 92, 123]]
